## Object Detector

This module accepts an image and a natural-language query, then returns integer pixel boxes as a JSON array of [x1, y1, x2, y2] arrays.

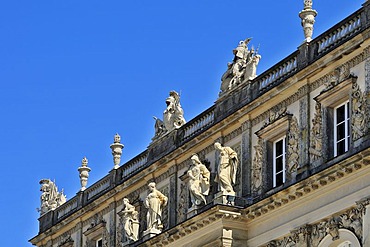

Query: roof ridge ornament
[[299, 0, 318, 42]]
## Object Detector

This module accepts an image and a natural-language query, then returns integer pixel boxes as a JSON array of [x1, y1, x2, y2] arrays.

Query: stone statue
[[220, 38, 261, 95], [187, 154, 210, 209], [214, 142, 239, 196], [120, 198, 139, 242], [38, 179, 67, 215], [299, 0, 317, 42], [153, 91, 186, 139], [144, 182, 168, 235]]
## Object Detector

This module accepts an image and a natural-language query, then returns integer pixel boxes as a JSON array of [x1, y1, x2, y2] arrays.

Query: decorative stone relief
[[153, 91, 186, 140], [264, 107, 288, 127], [323, 65, 350, 92], [251, 138, 263, 195], [38, 179, 67, 215], [58, 235, 73, 247], [219, 38, 261, 96], [232, 143, 242, 196], [291, 225, 311, 247], [265, 201, 369, 246], [309, 102, 323, 162], [159, 185, 169, 230], [287, 116, 299, 175], [351, 80, 367, 141], [177, 182, 188, 223]]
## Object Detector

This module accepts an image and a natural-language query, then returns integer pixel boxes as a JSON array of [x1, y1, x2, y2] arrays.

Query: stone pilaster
[[75, 222, 83, 247], [299, 90, 310, 172], [169, 174, 177, 227], [241, 120, 252, 198], [109, 202, 116, 247]]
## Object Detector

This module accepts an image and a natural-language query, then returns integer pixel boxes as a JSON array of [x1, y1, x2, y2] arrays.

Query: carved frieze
[[177, 181, 188, 223]]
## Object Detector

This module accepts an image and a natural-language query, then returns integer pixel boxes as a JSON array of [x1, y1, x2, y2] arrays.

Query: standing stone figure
[[187, 154, 210, 209], [214, 142, 239, 196], [144, 182, 168, 234], [120, 198, 139, 242]]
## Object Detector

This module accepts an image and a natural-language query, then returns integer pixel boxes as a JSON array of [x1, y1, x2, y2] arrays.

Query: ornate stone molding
[[351, 80, 367, 142], [287, 116, 299, 174], [224, 127, 243, 143], [251, 138, 263, 195], [309, 102, 323, 163]]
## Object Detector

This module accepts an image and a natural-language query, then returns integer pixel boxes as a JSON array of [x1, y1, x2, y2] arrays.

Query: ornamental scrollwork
[[287, 116, 299, 175], [309, 102, 322, 162], [351, 80, 367, 141]]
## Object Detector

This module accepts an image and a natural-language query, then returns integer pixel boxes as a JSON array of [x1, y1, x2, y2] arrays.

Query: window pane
[[337, 140, 345, 155], [276, 157, 283, 172], [337, 122, 345, 140], [336, 105, 345, 123], [275, 139, 283, 155], [276, 173, 284, 187]]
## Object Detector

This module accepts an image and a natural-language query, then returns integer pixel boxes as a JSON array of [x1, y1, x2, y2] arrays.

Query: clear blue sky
[[0, 1, 364, 246]]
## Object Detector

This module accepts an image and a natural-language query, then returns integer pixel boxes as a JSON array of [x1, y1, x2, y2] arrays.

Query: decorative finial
[[110, 133, 124, 169], [299, 0, 317, 42], [78, 156, 91, 191]]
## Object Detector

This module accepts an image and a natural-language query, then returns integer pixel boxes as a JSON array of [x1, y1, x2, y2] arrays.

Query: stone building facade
[[30, 1, 370, 247]]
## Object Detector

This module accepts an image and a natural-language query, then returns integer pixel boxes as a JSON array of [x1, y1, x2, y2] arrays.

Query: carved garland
[[351, 81, 367, 141], [287, 116, 299, 175], [251, 138, 263, 195], [309, 102, 323, 162]]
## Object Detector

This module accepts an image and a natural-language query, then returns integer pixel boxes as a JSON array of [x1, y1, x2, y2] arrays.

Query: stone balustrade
[[86, 175, 111, 201], [56, 197, 78, 220], [317, 13, 361, 54], [122, 151, 148, 179], [258, 54, 298, 91], [182, 107, 215, 142]]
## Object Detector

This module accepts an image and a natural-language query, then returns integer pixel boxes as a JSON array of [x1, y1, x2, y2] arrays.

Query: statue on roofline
[[152, 91, 186, 140], [38, 179, 66, 215], [220, 38, 261, 96]]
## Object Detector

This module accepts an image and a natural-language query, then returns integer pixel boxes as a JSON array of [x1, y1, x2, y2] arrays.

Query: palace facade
[[30, 1, 370, 246]]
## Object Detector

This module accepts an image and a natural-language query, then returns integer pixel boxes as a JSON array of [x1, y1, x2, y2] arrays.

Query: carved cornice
[[143, 205, 248, 246]]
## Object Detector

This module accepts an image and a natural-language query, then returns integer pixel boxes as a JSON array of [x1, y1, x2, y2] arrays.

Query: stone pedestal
[[187, 206, 199, 218], [143, 228, 162, 240], [214, 192, 235, 205]]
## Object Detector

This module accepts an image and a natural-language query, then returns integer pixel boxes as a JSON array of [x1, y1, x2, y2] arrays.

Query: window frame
[[273, 136, 286, 187], [333, 100, 350, 156]]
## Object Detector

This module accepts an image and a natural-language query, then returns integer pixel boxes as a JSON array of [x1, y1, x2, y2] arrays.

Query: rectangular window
[[334, 101, 350, 156], [96, 239, 103, 247], [273, 137, 286, 187]]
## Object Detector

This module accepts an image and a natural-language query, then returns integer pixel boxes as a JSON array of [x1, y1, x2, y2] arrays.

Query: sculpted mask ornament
[[144, 182, 168, 235], [220, 38, 261, 96], [187, 154, 210, 209], [214, 142, 239, 197]]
